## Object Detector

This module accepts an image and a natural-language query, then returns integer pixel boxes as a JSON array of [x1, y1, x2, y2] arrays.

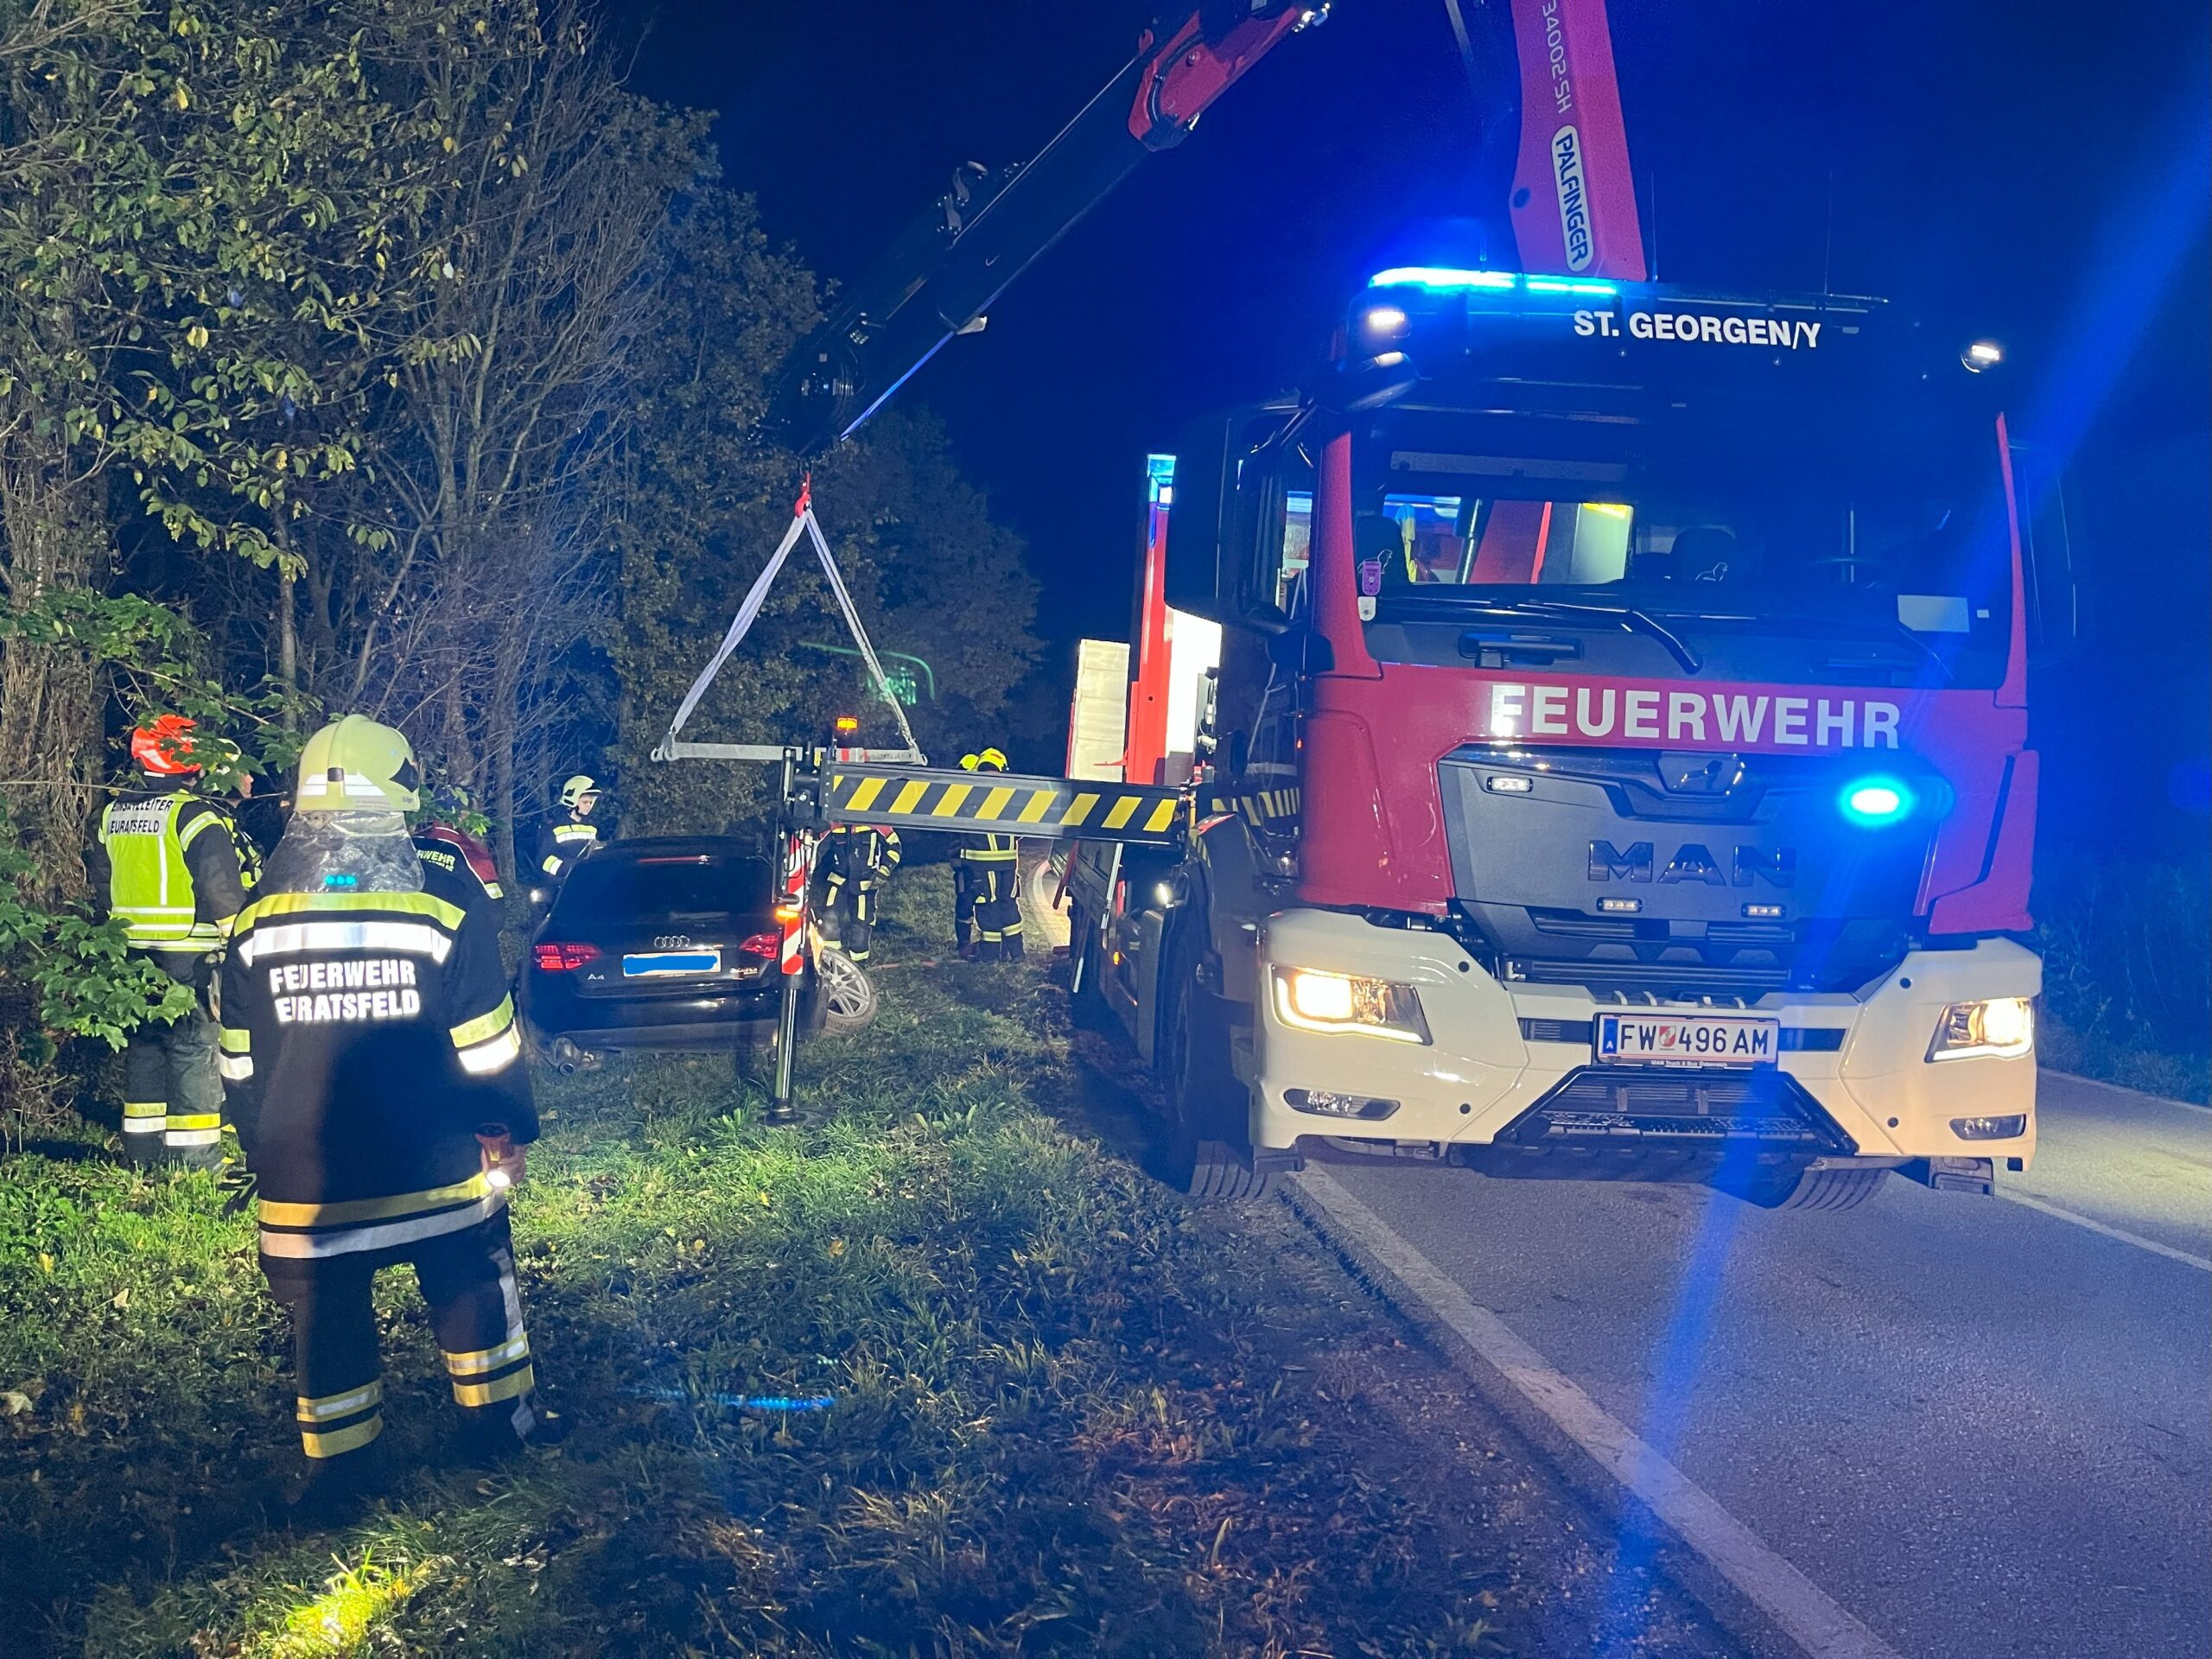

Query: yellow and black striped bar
[[823, 766, 1185, 847]]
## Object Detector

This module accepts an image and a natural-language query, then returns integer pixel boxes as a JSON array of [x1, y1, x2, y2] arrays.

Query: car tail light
[[738, 931, 779, 960], [531, 941, 602, 972]]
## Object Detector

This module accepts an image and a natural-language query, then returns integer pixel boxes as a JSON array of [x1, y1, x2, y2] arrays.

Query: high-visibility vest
[[99, 793, 233, 950]]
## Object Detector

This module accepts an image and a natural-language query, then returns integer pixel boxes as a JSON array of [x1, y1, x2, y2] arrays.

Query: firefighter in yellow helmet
[[533, 773, 602, 889], [955, 748, 1022, 961], [88, 715, 250, 1169], [220, 715, 560, 1516]]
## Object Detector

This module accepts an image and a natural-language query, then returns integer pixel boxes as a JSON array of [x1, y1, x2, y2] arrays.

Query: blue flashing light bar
[[1367, 267, 1619, 299]]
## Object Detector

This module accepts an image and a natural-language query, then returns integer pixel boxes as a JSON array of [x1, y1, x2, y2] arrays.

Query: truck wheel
[[1751, 1166, 1890, 1211], [1159, 927, 1268, 1202]]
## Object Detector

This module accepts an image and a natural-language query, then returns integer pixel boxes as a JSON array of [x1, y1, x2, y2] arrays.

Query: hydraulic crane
[[766, 2, 1332, 455]]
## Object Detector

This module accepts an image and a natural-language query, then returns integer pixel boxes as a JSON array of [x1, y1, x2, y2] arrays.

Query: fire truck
[[698, 0, 2073, 1203], [1065, 274, 2071, 1205]]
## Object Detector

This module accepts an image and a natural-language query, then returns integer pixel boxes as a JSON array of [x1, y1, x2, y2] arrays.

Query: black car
[[519, 836, 874, 1068]]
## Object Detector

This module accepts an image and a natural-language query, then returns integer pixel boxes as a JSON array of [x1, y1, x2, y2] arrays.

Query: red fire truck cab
[[1069, 266, 2073, 1207]]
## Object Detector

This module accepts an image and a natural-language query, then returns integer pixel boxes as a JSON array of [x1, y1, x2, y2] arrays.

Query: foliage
[[0, 813, 194, 1052], [0, 586, 319, 789], [2037, 852, 2211, 1102], [0, 874, 1680, 1658]]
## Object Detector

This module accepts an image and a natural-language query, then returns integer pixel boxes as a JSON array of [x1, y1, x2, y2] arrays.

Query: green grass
[[0, 869, 1551, 1657]]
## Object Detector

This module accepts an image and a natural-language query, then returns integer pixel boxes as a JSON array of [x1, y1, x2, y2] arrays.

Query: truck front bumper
[[1250, 909, 2039, 1173]]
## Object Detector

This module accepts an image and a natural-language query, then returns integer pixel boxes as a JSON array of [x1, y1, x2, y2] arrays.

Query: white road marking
[[1995, 1188, 2212, 1273], [1294, 1165, 1905, 1659], [2048, 1071, 2212, 1116]]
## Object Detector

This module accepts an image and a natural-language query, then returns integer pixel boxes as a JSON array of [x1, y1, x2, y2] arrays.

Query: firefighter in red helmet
[[87, 716, 250, 1169]]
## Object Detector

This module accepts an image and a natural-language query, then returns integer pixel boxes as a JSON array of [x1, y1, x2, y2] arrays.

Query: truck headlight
[[1928, 996, 2034, 1061], [1271, 967, 1431, 1045]]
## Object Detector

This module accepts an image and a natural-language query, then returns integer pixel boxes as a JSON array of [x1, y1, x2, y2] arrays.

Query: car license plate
[[622, 950, 720, 977], [1595, 1012, 1778, 1066]]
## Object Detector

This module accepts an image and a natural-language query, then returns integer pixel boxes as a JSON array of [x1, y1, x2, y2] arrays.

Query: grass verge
[[1, 869, 1732, 1656]]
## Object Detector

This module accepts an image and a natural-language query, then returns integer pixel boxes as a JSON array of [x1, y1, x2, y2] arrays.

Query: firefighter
[[532, 773, 602, 888], [220, 715, 561, 1513], [412, 785, 505, 923], [822, 822, 901, 964], [955, 748, 1023, 961], [89, 716, 249, 1170]]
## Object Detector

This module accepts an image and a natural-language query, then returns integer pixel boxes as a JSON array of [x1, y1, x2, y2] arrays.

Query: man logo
[[1552, 125, 1592, 271], [1587, 841, 1797, 888]]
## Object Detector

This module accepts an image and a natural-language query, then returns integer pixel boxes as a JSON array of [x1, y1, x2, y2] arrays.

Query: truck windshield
[[1353, 403, 2015, 687]]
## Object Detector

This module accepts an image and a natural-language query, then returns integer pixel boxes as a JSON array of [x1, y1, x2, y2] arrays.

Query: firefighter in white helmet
[[532, 773, 602, 888], [219, 715, 561, 1516]]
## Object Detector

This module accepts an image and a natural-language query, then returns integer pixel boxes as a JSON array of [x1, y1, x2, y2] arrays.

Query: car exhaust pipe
[[549, 1036, 584, 1075]]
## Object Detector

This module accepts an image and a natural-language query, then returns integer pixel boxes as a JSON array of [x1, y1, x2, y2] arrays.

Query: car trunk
[[543, 853, 779, 999]]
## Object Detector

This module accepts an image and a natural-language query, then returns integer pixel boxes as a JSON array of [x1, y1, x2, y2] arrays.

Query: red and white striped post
[[768, 750, 814, 1123]]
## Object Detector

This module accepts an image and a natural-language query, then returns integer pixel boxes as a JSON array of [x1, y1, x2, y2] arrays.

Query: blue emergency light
[[1367, 267, 1619, 299], [1838, 775, 1916, 827]]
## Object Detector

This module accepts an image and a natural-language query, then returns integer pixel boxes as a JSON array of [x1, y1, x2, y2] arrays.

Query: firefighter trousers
[[952, 865, 976, 953], [823, 871, 883, 963], [261, 1211, 541, 1465], [968, 862, 1025, 961], [121, 951, 222, 1169], [843, 877, 881, 963]]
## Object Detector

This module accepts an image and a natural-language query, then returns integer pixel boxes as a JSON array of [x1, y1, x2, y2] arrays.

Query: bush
[[2036, 853, 2211, 1102]]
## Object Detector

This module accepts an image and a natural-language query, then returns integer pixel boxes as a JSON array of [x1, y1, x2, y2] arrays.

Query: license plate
[[1596, 1013, 1778, 1066], [622, 950, 720, 977]]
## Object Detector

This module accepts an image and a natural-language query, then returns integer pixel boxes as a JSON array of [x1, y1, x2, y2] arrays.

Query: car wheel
[[816, 945, 877, 1036], [1157, 926, 1267, 1202]]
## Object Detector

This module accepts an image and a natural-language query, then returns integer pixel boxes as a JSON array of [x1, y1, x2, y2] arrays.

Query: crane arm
[[767, 3, 1328, 454]]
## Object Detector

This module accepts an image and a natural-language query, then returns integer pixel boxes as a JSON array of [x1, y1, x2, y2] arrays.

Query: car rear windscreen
[[556, 855, 768, 923]]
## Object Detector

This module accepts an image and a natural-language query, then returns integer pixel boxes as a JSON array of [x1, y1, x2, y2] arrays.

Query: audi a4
[[519, 836, 872, 1067]]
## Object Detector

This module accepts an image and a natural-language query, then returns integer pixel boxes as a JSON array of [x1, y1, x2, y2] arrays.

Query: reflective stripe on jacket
[[218, 887, 537, 1259], [99, 790, 248, 950]]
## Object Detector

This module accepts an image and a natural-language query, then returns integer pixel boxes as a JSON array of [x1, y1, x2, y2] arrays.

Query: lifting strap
[[656, 478, 925, 766]]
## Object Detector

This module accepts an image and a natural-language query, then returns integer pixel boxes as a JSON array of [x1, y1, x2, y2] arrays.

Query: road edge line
[[1994, 1188, 2212, 1271], [2047, 1070, 2212, 1116], [1291, 1165, 1905, 1659]]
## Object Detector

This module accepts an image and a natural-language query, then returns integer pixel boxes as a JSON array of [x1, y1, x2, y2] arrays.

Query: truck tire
[[1752, 1166, 1890, 1211], [1159, 925, 1268, 1202]]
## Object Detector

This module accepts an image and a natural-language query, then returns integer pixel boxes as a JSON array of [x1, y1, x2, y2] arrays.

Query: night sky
[[609, 0, 2210, 855]]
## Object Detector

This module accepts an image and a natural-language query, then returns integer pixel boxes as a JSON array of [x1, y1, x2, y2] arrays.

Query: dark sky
[[610, 0, 2211, 853]]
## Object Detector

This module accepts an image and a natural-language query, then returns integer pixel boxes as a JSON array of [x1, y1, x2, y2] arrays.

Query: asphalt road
[[1310, 1072, 2212, 1659]]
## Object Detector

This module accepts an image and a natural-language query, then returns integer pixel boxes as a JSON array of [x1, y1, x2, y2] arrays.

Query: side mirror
[[1161, 410, 1242, 621], [1162, 404, 1303, 629], [2012, 443, 2079, 664]]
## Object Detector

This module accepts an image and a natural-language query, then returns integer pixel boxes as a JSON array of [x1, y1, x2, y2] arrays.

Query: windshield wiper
[[1459, 597, 1704, 674]]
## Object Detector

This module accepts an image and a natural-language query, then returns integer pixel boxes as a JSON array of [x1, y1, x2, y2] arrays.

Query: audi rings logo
[[653, 934, 690, 949]]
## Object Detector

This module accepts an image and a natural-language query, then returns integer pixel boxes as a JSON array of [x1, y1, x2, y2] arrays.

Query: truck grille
[[1439, 745, 1932, 995], [1501, 1065, 1850, 1150]]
